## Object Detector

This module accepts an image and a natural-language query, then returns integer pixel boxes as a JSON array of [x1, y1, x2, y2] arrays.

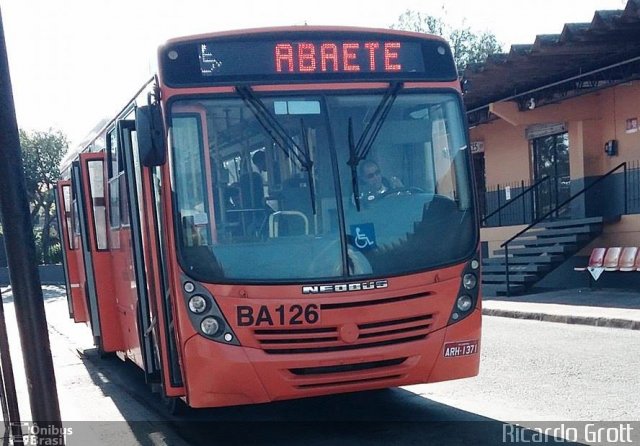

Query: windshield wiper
[[347, 82, 403, 211], [299, 118, 317, 215], [347, 118, 361, 211], [236, 86, 316, 214]]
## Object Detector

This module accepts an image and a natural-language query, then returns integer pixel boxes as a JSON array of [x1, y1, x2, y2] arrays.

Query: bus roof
[[159, 26, 456, 88], [161, 26, 447, 47]]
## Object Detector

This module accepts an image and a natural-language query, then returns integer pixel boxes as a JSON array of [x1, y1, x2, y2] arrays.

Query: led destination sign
[[161, 33, 457, 86], [274, 42, 404, 73], [200, 41, 421, 76]]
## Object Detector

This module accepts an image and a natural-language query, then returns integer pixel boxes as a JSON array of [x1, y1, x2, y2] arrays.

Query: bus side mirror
[[136, 104, 167, 166]]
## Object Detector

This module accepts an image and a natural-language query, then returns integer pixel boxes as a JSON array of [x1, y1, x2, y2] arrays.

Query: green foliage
[[391, 10, 446, 35], [33, 227, 63, 265], [19, 128, 69, 264], [391, 10, 503, 72], [20, 129, 68, 205]]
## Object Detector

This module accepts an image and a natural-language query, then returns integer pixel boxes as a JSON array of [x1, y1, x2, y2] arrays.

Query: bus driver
[[360, 160, 403, 201]]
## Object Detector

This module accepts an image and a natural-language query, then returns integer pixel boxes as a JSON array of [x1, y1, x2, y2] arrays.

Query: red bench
[[574, 247, 606, 272], [575, 247, 640, 280], [619, 247, 639, 271]]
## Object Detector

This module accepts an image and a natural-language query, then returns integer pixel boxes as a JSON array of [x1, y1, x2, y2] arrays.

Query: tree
[[391, 10, 503, 72], [19, 129, 69, 264]]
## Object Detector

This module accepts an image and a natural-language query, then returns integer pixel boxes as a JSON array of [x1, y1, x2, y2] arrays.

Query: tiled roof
[[462, 0, 640, 114]]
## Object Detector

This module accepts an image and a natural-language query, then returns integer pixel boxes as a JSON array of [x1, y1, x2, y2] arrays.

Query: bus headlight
[[462, 273, 477, 290], [181, 275, 239, 345], [448, 257, 480, 325], [200, 317, 221, 336], [188, 295, 208, 314], [456, 295, 473, 312]]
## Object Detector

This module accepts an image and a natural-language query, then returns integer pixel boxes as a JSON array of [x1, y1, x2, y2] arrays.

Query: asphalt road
[[409, 315, 640, 422], [3, 286, 639, 445]]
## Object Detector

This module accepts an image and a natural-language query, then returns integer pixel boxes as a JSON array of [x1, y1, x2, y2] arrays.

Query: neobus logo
[[302, 280, 388, 294]]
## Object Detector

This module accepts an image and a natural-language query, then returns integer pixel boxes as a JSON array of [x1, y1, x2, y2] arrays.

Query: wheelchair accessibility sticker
[[350, 223, 376, 250]]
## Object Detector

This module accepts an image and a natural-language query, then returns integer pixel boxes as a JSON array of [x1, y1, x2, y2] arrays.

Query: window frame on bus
[[61, 184, 75, 251], [106, 125, 132, 231], [85, 158, 109, 251]]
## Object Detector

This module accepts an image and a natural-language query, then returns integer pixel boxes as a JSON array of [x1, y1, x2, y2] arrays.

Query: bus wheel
[[94, 337, 115, 358], [162, 394, 188, 416]]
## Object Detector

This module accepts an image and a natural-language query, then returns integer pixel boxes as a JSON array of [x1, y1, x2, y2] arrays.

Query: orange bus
[[55, 26, 481, 411]]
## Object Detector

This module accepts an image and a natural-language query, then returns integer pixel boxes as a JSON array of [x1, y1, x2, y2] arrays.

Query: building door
[[532, 132, 570, 219]]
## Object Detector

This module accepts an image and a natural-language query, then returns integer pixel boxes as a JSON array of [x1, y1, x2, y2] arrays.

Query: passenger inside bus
[[236, 151, 272, 237], [251, 150, 267, 175], [238, 163, 264, 209], [275, 174, 314, 236]]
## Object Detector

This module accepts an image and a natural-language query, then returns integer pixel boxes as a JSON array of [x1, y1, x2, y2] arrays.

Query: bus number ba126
[[237, 304, 320, 327]]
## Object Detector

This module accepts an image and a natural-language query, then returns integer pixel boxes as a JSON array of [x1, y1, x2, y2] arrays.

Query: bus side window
[[87, 160, 108, 250], [173, 114, 211, 247], [62, 185, 74, 250], [432, 118, 457, 199], [106, 129, 122, 249], [72, 198, 80, 250]]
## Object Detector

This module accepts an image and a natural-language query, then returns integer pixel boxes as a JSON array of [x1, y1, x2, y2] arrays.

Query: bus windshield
[[170, 90, 476, 283]]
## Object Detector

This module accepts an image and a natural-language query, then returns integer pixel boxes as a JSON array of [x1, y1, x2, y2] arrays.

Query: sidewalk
[[0, 285, 190, 445], [482, 287, 640, 330]]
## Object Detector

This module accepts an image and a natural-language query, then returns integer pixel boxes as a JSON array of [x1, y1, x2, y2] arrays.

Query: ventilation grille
[[289, 357, 407, 376], [295, 374, 404, 389], [254, 314, 433, 355], [319, 291, 432, 310]]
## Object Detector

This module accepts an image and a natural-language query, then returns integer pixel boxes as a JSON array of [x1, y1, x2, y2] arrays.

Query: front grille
[[289, 357, 407, 376], [296, 374, 404, 389], [319, 291, 432, 310], [254, 313, 434, 354]]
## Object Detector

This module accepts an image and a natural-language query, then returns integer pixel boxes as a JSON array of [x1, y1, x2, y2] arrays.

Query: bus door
[[108, 120, 158, 380], [55, 180, 89, 322], [132, 104, 187, 394], [71, 160, 102, 346], [76, 153, 125, 352]]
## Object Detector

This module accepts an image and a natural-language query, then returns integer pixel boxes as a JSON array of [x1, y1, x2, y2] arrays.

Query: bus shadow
[[1, 285, 67, 304], [77, 349, 587, 446]]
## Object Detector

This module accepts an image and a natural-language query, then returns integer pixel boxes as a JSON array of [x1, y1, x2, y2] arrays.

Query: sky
[[0, 0, 629, 149]]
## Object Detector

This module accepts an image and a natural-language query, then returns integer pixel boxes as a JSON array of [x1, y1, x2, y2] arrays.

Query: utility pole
[[0, 5, 63, 440]]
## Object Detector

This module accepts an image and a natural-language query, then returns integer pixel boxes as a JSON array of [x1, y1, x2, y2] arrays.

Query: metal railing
[[501, 162, 628, 296], [628, 159, 640, 214], [484, 158, 640, 227], [482, 176, 551, 226]]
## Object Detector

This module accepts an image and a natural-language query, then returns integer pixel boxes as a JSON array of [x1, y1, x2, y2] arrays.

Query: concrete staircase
[[482, 216, 616, 295]]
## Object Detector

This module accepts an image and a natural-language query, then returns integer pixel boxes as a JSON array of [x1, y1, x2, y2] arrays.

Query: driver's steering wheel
[[379, 186, 425, 198]]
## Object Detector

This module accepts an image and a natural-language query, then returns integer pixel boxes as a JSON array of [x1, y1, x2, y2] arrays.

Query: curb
[[482, 308, 640, 330]]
